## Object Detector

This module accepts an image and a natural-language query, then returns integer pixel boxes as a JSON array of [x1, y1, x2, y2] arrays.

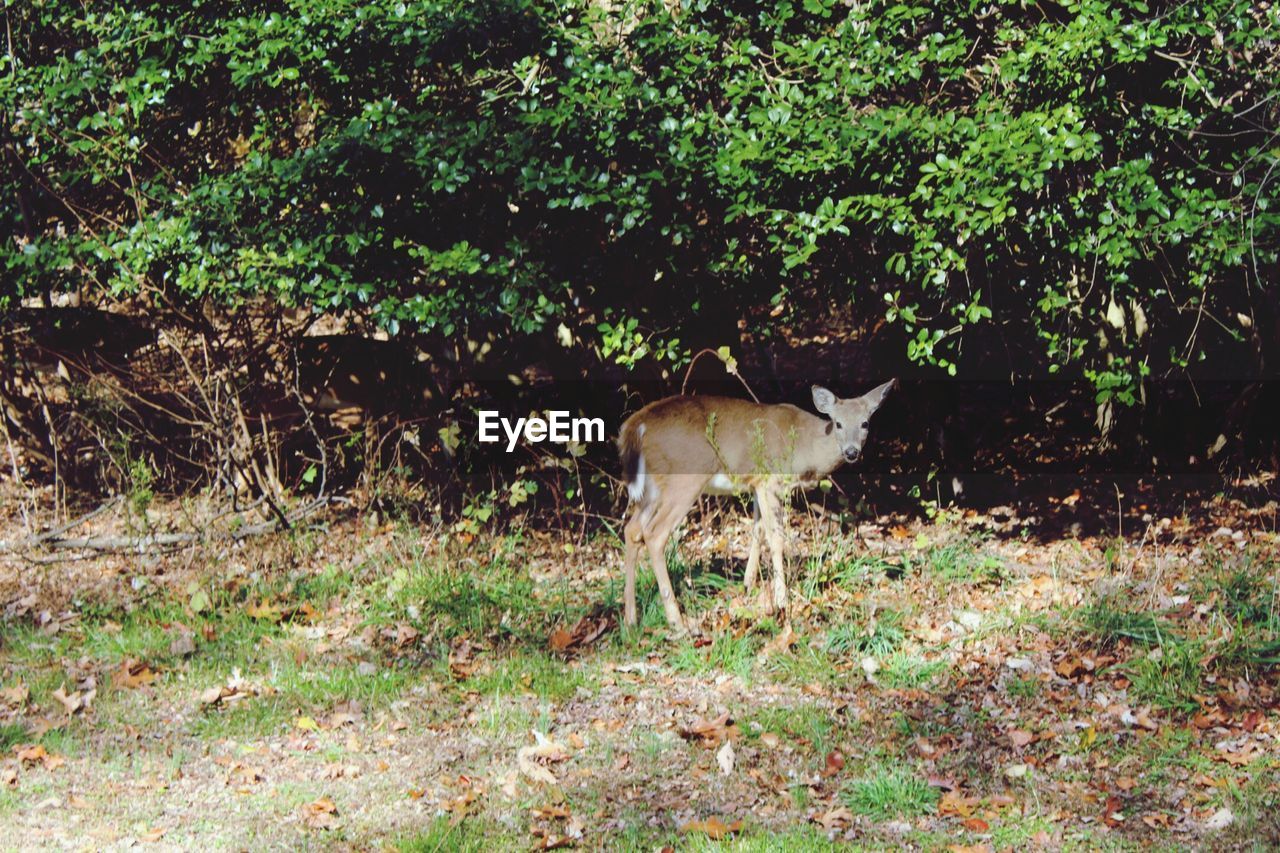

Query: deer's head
[[812, 380, 897, 463]]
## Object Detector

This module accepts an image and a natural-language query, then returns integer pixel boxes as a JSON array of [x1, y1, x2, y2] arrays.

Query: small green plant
[[802, 549, 892, 596], [841, 764, 939, 819], [671, 630, 761, 683], [0, 723, 28, 752], [926, 540, 1004, 584], [1006, 675, 1041, 700], [826, 607, 905, 657], [878, 652, 947, 689], [453, 491, 495, 536], [1081, 597, 1171, 647], [1127, 639, 1205, 712], [745, 703, 835, 755]]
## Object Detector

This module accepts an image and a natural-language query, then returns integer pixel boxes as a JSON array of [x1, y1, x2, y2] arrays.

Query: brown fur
[[617, 382, 895, 632]]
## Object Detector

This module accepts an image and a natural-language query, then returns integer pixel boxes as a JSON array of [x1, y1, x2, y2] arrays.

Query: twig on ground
[[0, 497, 329, 560]]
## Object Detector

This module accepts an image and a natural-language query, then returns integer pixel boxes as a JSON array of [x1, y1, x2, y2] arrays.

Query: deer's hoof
[[756, 587, 775, 614], [665, 619, 690, 641]]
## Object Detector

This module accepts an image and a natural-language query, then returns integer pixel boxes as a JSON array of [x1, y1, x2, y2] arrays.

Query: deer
[[617, 380, 896, 632]]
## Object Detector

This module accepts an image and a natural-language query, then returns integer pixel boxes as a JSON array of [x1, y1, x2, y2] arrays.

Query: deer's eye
[[835, 422, 843, 430], [861, 421, 869, 429]]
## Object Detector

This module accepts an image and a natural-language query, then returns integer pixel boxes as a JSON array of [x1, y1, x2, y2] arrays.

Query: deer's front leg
[[768, 493, 789, 614], [743, 496, 763, 592], [755, 489, 788, 615]]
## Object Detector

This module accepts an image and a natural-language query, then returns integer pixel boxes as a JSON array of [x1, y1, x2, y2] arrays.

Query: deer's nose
[[843, 447, 861, 462]]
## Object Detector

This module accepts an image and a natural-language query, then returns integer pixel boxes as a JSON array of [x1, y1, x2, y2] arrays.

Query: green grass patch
[[671, 630, 762, 682], [1126, 639, 1205, 713], [924, 540, 1005, 584], [878, 652, 947, 689], [800, 546, 894, 596], [462, 650, 587, 702], [767, 643, 844, 686], [395, 815, 521, 851], [1006, 674, 1041, 700], [743, 703, 836, 755], [1080, 597, 1172, 647], [0, 723, 28, 751], [825, 607, 905, 657], [841, 763, 939, 819]]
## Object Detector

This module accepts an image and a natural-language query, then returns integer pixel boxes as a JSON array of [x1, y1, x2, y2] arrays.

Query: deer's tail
[[618, 419, 648, 505]]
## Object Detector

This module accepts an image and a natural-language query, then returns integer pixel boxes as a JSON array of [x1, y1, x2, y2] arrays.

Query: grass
[[878, 652, 947, 689], [1126, 638, 1205, 712], [743, 703, 836, 755], [1, 521, 1275, 848], [612, 824, 837, 852], [395, 816, 519, 851], [840, 763, 939, 819], [671, 630, 762, 682], [0, 723, 28, 751], [1080, 597, 1172, 647], [825, 607, 905, 657], [767, 643, 845, 686], [800, 546, 894, 596], [924, 540, 1005, 584], [462, 650, 587, 701], [1006, 674, 1041, 700]]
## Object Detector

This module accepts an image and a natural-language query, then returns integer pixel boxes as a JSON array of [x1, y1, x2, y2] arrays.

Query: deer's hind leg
[[639, 475, 706, 632], [622, 511, 645, 627]]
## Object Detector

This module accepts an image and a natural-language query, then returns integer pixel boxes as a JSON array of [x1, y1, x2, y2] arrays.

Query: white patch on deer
[[628, 451, 647, 502], [707, 472, 735, 493]]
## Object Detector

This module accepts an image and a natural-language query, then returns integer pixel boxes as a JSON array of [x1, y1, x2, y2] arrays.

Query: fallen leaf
[[758, 623, 795, 658], [1217, 746, 1259, 766], [548, 615, 612, 655], [245, 599, 281, 622], [169, 632, 197, 658], [812, 806, 854, 829], [939, 790, 981, 818], [114, 659, 157, 690], [962, 817, 990, 832], [679, 713, 738, 748], [820, 750, 845, 778], [716, 740, 735, 776], [1008, 729, 1034, 748], [1203, 806, 1234, 831], [680, 816, 742, 840], [518, 732, 568, 787], [51, 685, 88, 716], [138, 826, 167, 842], [1102, 794, 1125, 827], [15, 744, 64, 772], [298, 796, 339, 830]]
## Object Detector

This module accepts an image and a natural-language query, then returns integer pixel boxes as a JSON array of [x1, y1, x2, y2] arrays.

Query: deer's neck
[[793, 411, 843, 480]]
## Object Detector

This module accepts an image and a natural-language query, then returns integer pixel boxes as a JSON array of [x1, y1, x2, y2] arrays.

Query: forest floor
[[0, 482, 1278, 851]]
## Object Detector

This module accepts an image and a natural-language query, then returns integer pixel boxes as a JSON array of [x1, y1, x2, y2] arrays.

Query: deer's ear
[[863, 379, 897, 413], [812, 385, 836, 415]]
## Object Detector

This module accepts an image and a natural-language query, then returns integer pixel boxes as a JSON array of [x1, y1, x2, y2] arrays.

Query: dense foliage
[[4, 0, 1278, 408]]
